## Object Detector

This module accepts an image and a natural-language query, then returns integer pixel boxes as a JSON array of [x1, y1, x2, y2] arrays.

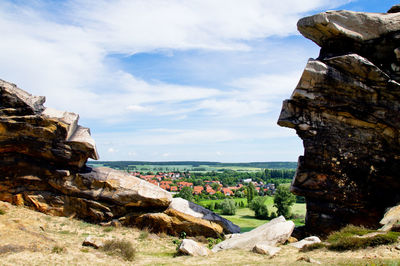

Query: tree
[[273, 185, 296, 218], [211, 183, 219, 191], [221, 199, 236, 215], [176, 187, 193, 202], [249, 196, 269, 219], [246, 183, 256, 205]]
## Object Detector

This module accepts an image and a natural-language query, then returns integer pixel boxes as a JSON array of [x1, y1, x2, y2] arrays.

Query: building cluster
[[130, 171, 276, 196]]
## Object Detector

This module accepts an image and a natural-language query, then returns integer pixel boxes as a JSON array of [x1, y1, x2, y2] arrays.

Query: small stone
[[253, 243, 281, 256], [82, 236, 108, 249], [178, 239, 210, 256], [111, 219, 121, 228], [290, 236, 321, 249], [297, 256, 322, 264]]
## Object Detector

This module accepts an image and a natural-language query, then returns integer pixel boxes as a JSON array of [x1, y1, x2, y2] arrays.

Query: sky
[[0, 0, 397, 162]]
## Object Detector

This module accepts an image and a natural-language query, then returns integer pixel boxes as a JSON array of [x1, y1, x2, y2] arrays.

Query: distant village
[[129, 171, 276, 196]]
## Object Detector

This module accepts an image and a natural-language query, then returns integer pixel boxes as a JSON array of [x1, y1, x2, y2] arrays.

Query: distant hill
[[88, 161, 297, 170]]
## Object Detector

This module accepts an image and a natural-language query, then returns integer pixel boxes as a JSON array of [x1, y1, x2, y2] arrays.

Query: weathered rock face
[[278, 6, 400, 235], [212, 216, 294, 252], [0, 79, 238, 237]]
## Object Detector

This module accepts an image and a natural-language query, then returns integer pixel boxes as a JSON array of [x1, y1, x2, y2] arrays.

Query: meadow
[[197, 197, 306, 231]]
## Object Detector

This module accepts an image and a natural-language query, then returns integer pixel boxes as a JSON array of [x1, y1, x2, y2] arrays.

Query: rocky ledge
[[278, 5, 400, 235], [0, 79, 239, 237]]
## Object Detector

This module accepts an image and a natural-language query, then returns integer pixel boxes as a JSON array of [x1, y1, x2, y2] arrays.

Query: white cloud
[[0, 0, 353, 161], [107, 147, 117, 153], [70, 0, 352, 52]]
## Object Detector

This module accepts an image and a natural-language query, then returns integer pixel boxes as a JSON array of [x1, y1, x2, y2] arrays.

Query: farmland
[[88, 161, 297, 172]]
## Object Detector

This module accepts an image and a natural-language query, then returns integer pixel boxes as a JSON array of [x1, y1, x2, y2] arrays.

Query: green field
[[197, 197, 306, 232], [87, 161, 297, 172]]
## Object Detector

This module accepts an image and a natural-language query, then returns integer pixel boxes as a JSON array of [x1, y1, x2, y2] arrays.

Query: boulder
[[379, 205, 400, 232], [278, 5, 400, 235], [289, 236, 321, 249], [212, 216, 294, 252], [131, 208, 225, 238], [178, 239, 210, 256], [49, 167, 172, 208], [168, 198, 240, 234], [252, 243, 281, 256], [297, 10, 400, 47]]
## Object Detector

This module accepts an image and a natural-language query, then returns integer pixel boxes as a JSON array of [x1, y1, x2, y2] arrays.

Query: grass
[[220, 208, 268, 232], [101, 239, 135, 261], [103, 226, 114, 232], [2, 200, 400, 265], [52, 245, 66, 254], [138, 231, 149, 241], [301, 225, 400, 252]]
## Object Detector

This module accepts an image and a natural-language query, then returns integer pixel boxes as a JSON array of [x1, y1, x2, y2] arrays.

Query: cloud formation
[[0, 0, 353, 161]]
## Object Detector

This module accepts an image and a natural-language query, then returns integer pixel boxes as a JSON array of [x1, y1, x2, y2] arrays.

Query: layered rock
[[278, 6, 400, 235], [0, 79, 238, 237]]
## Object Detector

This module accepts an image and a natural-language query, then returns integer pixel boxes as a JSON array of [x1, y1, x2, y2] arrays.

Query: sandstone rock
[[379, 205, 400, 232], [168, 198, 240, 234], [178, 239, 210, 256], [297, 10, 400, 47], [289, 236, 321, 249], [212, 216, 294, 252], [132, 208, 225, 238], [0, 79, 240, 238], [82, 236, 111, 249], [42, 107, 79, 140], [278, 7, 400, 235], [0, 79, 45, 114], [49, 167, 172, 208], [253, 243, 281, 256], [388, 4, 400, 13]]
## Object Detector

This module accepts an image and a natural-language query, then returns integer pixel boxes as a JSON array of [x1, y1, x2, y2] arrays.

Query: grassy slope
[[1, 201, 400, 265]]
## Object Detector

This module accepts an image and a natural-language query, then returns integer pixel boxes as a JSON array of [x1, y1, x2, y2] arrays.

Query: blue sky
[[0, 0, 397, 162]]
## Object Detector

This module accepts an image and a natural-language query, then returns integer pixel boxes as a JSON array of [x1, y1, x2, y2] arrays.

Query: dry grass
[[1, 201, 400, 265]]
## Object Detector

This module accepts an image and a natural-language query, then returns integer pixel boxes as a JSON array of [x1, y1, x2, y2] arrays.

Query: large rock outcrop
[[278, 6, 400, 235], [0, 79, 238, 237]]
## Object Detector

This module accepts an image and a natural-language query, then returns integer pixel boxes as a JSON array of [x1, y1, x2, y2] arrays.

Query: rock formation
[[0, 79, 238, 237], [212, 216, 294, 252], [278, 5, 400, 235]]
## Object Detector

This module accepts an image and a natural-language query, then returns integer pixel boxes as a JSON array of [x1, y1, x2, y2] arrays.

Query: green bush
[[103, 227, 114, 232], [52, 245, 66, 254], [301, 225, 400, 252], [327, 231, 399, 251], [0, 208, 5, 215], [101, 239, 135, 261], [249, 197, 269, 219], [207, 237, 223, 249], [221, 199, 236, 215], [300, 242, 326, 252], [138, 231, 149, 241]]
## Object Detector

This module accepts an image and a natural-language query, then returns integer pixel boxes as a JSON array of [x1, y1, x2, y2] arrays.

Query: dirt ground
[[1, 201, 400, 266]]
